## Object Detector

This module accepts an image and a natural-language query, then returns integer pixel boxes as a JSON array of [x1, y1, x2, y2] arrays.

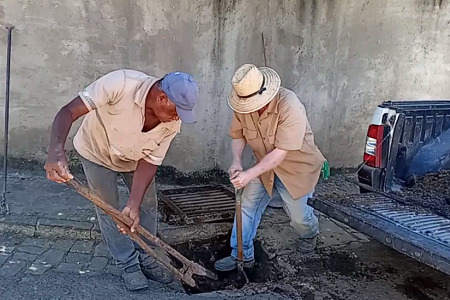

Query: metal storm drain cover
[[157, 185, 236, 225]]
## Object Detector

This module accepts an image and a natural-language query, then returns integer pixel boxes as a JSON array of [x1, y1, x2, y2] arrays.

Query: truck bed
[[309, 193, 450, 275]]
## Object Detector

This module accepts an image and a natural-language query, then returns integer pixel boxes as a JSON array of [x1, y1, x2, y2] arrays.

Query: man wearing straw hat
[[214, 64, 325, 272]]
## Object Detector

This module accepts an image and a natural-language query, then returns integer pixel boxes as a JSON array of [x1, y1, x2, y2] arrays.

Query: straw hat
[[228, 64, 281, 114]]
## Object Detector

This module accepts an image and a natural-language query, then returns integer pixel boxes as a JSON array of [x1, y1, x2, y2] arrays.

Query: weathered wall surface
[[0, 0, 449, 171]]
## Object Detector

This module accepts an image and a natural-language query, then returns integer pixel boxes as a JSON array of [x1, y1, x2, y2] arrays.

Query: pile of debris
[[394, 170, 450, 219]]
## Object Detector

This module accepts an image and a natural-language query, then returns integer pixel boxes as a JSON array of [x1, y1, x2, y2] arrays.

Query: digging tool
[[235, 188, 249, 286], [65, 177, 217, 288], [1, 26, 14, 215]]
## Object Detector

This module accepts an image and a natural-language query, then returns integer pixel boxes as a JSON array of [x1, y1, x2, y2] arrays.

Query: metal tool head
[[235, 188, 243, 202], [236, 261, 249, 287], [0, 193, 9, 214]]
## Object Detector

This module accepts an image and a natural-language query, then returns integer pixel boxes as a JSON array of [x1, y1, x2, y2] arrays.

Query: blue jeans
[[230, 175, 319, 260]]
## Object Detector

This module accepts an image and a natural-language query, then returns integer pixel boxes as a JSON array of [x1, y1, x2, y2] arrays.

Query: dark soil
[[173, 235, 277, 294], [393, 170, 450, 218], [156, 165, 230, 186], [173, 234, 388, 297]]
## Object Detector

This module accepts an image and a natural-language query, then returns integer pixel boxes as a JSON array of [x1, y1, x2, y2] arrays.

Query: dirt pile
[[394, 170, 450, 218]]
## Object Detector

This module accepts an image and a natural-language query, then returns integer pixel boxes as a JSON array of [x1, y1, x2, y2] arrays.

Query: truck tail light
[[364, 125, 389, 168]]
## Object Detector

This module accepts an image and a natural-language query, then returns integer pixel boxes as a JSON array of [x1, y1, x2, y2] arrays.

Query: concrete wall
[[0, 0, 449, 172]]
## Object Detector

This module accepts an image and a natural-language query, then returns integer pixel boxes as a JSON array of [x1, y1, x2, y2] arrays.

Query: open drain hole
[[173, 235, 281, 294]]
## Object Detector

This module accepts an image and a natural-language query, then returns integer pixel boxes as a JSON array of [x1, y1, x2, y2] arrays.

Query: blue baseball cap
[[160, 71, 198, 124]]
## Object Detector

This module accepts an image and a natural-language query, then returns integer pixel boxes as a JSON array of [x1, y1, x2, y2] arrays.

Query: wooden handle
[[65, 178, 217, 284], [235, 189, 244, 261]]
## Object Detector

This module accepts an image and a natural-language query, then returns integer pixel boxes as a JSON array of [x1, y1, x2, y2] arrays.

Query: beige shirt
[[229, 87, 325, 199], [73, 69, 181, 172]]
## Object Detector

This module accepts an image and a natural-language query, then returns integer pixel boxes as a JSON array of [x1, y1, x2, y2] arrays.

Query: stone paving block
[[26, 261, 52, 276], [0, 215, 37, 227], [12, 252, 37, 262], [70, 240, 95, 254], [0, 260, 27, 277], [329, 218, 371, 242], [52, 239, 74, 252], [105, 265, 121, 276], [37, 249, 65, 266], [37, 218, 93, 231], [0, 245, 15, 254], [317, 217, 358, 249], [93, 242, 109, 257], [56, 262, 89, 274], [22, 237, 54, 249], [66, 253, 91, 264], [0, 236, 23, 246], [344, 241, 364, 250], [16, 245, 48, 255], [0, 254, 10, 266], [88, 257, 108, 271], [348, 231, 371, 243]]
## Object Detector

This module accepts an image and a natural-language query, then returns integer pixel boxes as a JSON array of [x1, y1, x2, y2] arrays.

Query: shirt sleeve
[[142, 131, 178, 166], [228, 112, 244, 139], [78, 70, 126, 111], [275, 99, 307, 151]]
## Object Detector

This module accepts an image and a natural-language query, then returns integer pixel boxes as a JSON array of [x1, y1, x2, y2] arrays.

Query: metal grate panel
[[309, 194, 450, 276], [339, 194, 450, 245], [158, 185, 236, 225]]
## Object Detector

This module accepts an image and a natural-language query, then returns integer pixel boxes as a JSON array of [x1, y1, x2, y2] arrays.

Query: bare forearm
[[49, 97, 88, 154], [247, 148, 287, 179], [49, 108, 74, 154], [231, 138, 246, 164], [127, 159, 158, 209]]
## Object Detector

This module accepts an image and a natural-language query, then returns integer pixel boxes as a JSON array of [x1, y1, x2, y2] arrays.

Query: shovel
[[235, 188, 249, 286]]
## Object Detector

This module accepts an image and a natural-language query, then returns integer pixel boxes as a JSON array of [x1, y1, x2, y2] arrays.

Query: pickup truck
[[309, 101, 450, 275]]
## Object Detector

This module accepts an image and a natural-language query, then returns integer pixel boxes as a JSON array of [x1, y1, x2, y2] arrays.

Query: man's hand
[[118, 205, 140, 234], [228, 162, 243, 179], [44, 152, 73, 183], [230, 170, 253, 189]]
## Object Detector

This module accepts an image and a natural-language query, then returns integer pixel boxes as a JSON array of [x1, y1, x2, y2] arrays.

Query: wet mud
[[172, 234, 450, 299], [170, 175, 450, 299], [173, 236, 277, 294]]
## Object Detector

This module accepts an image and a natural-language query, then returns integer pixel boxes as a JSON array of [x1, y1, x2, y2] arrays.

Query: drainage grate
[[157, 185, 236, 225]]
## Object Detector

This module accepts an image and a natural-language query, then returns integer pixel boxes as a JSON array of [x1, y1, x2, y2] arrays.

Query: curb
[[0, 214, 100, 240], [0, 213, 233, 244]]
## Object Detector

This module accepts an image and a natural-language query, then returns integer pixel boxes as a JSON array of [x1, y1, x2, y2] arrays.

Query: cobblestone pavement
[[0, 235, 118, 278], [0, 234, 288, 300]]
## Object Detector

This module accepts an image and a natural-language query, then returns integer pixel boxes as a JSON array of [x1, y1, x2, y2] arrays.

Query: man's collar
[[266, 92, 279, 114], [134, 76, 161, 108]]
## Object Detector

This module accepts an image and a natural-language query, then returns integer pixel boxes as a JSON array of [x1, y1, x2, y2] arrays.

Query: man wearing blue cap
[[44, 69, 198, 291]]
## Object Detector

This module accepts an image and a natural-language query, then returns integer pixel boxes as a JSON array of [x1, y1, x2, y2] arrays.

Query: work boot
[[214, 256, 255, 272], [297, 235, 318, 253], [122, 264, 149, 291], [140, 257, 173, 284]]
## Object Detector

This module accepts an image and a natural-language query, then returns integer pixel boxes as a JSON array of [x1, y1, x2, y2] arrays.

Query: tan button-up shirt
[[229, 87, 325, 199], [73, 69, 181, 172]]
